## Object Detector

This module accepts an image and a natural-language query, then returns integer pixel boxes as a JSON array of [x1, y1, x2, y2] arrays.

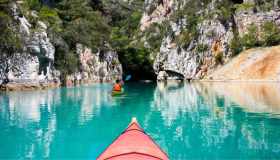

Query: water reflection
[[199, 82, 280, 114], [153, 81, 201, 126], [0, 84, 114, 159], [0, 82, 280, 159], [151, 81, 280, 159]]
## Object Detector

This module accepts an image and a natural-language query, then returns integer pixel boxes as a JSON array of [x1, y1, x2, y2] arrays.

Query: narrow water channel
[[0, 82, 280, 159]]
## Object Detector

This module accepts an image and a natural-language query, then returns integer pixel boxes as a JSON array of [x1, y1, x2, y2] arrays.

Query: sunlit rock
[[208, 46, 280, 81]]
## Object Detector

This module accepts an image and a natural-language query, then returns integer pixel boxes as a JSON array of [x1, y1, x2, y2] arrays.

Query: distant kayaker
[[113, 79, 122, 92]]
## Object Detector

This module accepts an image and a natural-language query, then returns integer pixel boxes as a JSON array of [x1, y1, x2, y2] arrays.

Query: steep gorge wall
[[65, 44, 122, 86], [0, 2, 122, 91], [1, 0, 279, 89], [0, 3, 59, 90], [140, 0, 280, 80]]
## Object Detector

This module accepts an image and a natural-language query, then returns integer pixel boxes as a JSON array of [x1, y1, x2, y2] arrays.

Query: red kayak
[[97, 118, 169, 160]]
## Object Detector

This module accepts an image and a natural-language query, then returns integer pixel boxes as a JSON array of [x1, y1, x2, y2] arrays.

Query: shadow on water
[[0, 82, 280, 159]]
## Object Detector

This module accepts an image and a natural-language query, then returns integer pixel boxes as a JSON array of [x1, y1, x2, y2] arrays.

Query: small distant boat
[[97, 117, 169, 160]]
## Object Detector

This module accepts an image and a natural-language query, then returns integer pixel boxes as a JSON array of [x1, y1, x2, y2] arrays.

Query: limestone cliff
[[0, 2, 122, 91], [1, 0, 279, 88], [141, 0, 280, 80], [65, 44, 122, 86], [207, 45, 280, 81], [0, 3, 59, 91]]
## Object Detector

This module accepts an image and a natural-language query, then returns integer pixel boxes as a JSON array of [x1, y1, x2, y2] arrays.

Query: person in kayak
[[113, 79, 122, 92]]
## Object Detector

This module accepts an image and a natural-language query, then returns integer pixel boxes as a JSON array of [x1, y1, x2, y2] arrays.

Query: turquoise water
[[1, 82, 280, 159]]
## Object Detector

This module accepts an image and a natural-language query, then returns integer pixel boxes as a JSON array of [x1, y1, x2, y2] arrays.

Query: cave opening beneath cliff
[[121, 63, 157, 81], [231, 0, 243, 4], [117, 47, 157, 81], [165, 70, 185, 80]]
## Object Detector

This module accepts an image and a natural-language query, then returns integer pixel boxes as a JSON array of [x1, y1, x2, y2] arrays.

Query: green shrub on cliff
[[241, 24, 260, 49], [215, 0, 234, 25], [42, 0, 109, 76], [25, 0, 41, 11], [109, 9, 142, 50], [196, 44, 209, 53], [261, 21, 280, 46], [215, 51, 224, 65], [54, 46, 78, 76], [58, 0, 110, 49], [0, 1, 22, 54], [144, 23, 166, 52], [234, 2, 255, 12], [230, 21, 280, 55], [38, 6, 62, 32], [230, 35, 243, 56], [174, 30, 192, 49]]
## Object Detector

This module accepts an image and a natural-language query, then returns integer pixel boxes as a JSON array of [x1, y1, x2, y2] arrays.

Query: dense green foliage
[[0, 0, 22, 54], [58, 0, 110, 51], [230, 34, 243, 56], [196, 44, 209, 53], [23, 0, 112, 77], [241, 24, 260, 48], [174, 30, 192, 49], [261, 21, 280, 46], [99, 0, 156, 79], [230, 21, 280, 54]]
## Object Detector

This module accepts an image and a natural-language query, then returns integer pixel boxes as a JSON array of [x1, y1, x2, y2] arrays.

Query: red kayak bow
[[97, 118, 169, 160]]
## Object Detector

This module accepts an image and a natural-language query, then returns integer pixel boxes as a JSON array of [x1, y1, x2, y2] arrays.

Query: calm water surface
[[0, 82, 280, 159]]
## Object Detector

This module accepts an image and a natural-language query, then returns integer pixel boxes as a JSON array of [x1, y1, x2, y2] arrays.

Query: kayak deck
[[97, 118, 169, 160]]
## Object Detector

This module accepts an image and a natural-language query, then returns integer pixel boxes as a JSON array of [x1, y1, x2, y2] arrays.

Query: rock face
[[140, 0, 174, 31], [147, 0, 235, 80], [153, 18, 234, 80], [235, 9, 280, 37], [65, 44, 122, 86], [207, 45, 280, 81], [142, 0, 280, 81], [0, 4, 60, 91], [0, 3, 123, 91]]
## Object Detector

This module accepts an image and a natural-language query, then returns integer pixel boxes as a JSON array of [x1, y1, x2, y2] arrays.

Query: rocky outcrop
[[0, 53, 60, 91], [235, 9, 280, 37], [140, 0, 174, 31], [146, 0, 234, 80], [145, 0, 280, 81], [153, 18, 234, 80], [207, 45, 280, 81], [0, 2, 123, 91], [0, 3, 60, 91], [65, 44, 122, 86]]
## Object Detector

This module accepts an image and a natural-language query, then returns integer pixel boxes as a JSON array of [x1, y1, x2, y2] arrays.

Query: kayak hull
[[111, 89, 124, 96], [97, 118, 169, 160], [106, 154, 162, 160]]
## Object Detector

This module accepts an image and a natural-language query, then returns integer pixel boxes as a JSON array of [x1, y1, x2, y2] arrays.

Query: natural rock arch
[[231, 0, 244, 4]]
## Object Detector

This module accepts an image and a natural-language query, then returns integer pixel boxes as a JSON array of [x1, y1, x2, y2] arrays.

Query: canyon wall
[[0, 2, 122, 91], [140, 0, 280, 80]]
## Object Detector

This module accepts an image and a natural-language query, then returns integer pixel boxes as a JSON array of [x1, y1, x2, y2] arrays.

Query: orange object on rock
[[97, 118, 169, 160]]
